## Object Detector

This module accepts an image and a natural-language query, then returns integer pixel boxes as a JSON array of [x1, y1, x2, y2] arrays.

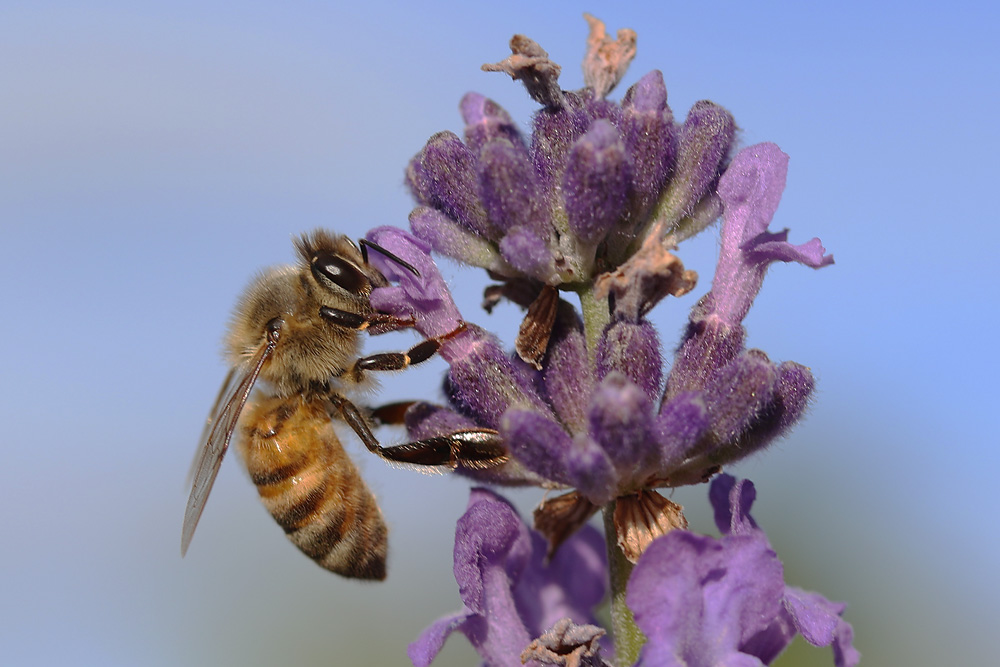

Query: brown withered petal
[[520, 618, 609, 667], [482, 35, 565, 108], [516, 284, 559, 369], [613, 489, 688, 563], [582, 14, 637, 99], [594, 237, 698, 321], [533, 490, 600, 558]]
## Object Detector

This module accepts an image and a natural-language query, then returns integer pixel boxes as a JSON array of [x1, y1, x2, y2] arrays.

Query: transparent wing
[[186, 367, 238, 486], [181, 338, 276, 555]]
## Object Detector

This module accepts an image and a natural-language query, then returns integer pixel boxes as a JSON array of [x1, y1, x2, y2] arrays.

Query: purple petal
[[783, 587, 842, 647], [366, 226, 463, 339], [406, 131, 496, 240], [515, 527, 608, 637], [629, 530, 785, 666], [738, 605, 796, 665], [740, 588, 859, 667], [832, 617, 861, 667], [710, 142, 834, 326], [706, 478, 860, 666], [408, 610, 473, 667], [563, 119, 630, 245], [710, 474, 761, 536], [450, 489, 534, 666], [412, 489, 611, 667], [751, 587, 859, 667]]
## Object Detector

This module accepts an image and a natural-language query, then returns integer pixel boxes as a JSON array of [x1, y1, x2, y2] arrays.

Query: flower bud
[[406, 131, 496, 239], [563, 120, 630, 245], [702, 351, 777, 445], [597, 319, 662, 402], [408, 206, 506, 271], [460, 92, 527, 158], [531, 94, 590, 190], [477, 139, 549, 235], [619, 70, 676, 220], [658, 100, 735, 225]]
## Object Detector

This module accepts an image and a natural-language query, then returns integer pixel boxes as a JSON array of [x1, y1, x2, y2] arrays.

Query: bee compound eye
[[311, 252, 367, 295]]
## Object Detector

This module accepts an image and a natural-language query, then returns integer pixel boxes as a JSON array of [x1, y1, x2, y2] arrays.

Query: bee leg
[[318, 307, 415, 335], [340, 322, 468, 383], [330, 394, 508, 469], [368, 401, 417, 426]]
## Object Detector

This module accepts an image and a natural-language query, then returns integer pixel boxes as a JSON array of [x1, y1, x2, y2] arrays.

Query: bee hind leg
[[330, 394, 508, 470], [368, 401, 417, 426]]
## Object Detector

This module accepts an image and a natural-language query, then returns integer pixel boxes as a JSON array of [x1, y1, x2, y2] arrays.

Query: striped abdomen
[[238, 394, 387, 580]]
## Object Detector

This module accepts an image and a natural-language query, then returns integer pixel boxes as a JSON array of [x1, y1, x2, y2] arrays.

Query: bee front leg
[[318, 307, 415, 335], [325, 318, 467, 383], [329, 394, 508, 470]]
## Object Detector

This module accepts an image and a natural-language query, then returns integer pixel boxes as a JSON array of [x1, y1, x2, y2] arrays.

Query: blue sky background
[[2, 2, 996, 665]]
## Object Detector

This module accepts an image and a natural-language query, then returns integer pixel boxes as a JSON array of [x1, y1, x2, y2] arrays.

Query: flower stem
[[580, 284, 642, 663], [577, 285, 610, 370], [603, 503, 646, 666]]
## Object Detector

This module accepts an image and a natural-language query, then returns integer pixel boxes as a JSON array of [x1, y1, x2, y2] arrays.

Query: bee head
[[295, 230, 389, 305]]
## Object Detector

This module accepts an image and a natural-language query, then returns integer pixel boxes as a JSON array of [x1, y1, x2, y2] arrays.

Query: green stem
[[579, 284, 644, 663], [577, 285, 610, 371], [603, 503, 646, 665]]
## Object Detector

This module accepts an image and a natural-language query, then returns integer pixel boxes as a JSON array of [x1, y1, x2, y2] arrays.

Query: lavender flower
[[368, 141, 830, 562], [361, 15, 851, 666], [411, 480, 858, 667], [628, 475, 859, 667], [409, 488, 608, 667]]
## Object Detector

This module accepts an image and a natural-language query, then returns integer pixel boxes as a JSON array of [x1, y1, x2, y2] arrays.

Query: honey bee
[[182, 230, 507, 579]]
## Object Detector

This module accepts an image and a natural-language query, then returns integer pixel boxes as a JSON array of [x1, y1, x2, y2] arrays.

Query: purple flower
[[361, 15, 850, 666], [708, 142, 834, 328], [405, 25, 732, 296], [409, 488, 608, 667], [414, 480, 855, 667], [367, 222, 824, 561], [626, 475, 859, 667]]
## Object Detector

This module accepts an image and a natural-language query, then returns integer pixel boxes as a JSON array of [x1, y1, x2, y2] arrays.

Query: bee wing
[[181, 339, 276, 556], [186, 367, 239, 485]]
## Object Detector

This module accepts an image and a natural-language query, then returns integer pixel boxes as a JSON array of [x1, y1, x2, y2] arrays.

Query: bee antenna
[[359, 239, 420, 277]]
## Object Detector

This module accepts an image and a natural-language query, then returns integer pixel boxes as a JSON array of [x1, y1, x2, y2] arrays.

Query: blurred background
[[2, 1, 996, 665]]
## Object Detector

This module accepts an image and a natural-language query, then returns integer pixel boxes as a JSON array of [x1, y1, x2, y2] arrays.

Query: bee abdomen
[[239, 396, 388, 580]]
